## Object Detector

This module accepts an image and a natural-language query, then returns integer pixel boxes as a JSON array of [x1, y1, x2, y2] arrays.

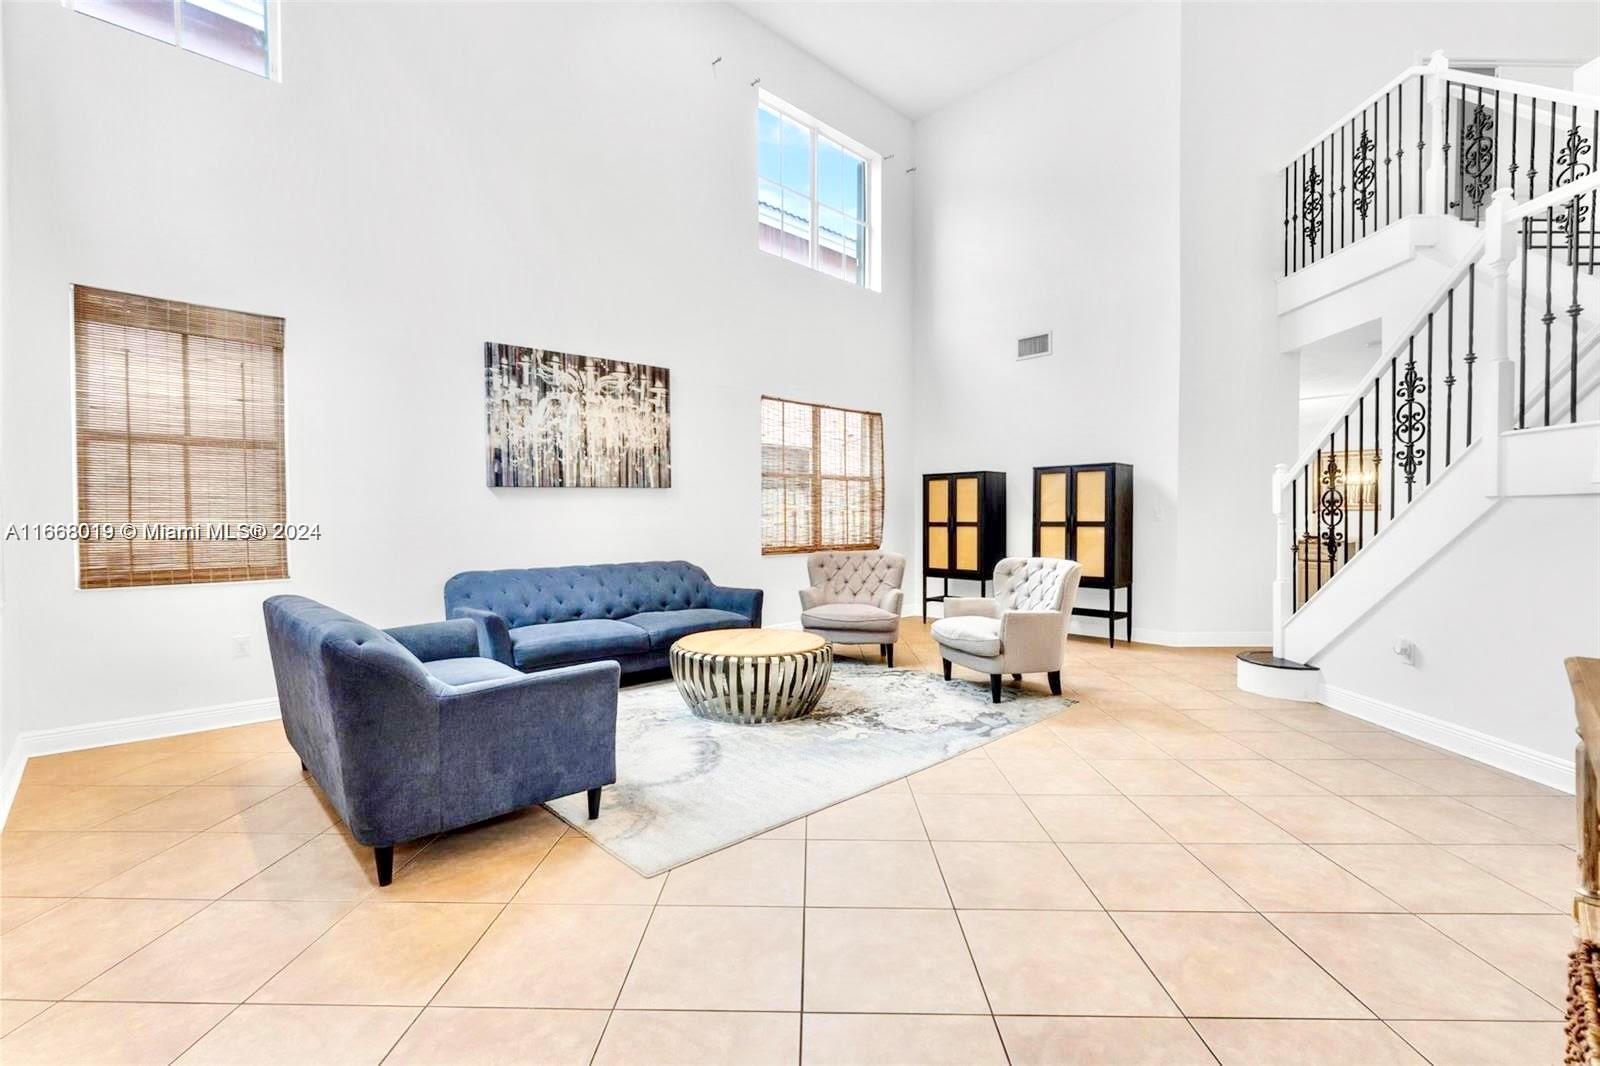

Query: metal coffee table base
[[669, 642, 834, 724]]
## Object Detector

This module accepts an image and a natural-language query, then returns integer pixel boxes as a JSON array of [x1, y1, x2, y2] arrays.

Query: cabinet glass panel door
[[926, 478, 949, 571], [1072, 468, 1109, 580], [1036, 470, 1068, 559]]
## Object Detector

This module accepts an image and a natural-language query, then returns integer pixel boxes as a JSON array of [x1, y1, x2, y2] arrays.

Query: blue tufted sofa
[[444, 561, 763, 676], [263, 595, 619, 885]]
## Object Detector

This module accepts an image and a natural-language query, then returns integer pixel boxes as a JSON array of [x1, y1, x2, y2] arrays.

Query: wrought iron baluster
[[1459, 84, 1495, 223], [1465, 261, 1476, 444], [1357, 393, 1366, 553], [1354, 111, 1375, 237], [1314, 444, 1324, 593], [1424, 314, 1434, 484], [1383, 91, 1393, 227], [1342, 415, 1351, 564], [1544, 204, 1556, 426], [1283, 165, 1291, 277], [1527, 92, 1538, 198], [1548, 99, 1558, 199], [1442, 80, 1453, 215], [1388, 357, 1397, 520], [1444, 287, 1455, 466], [1319, 436, 1344, 580], [1571, 192, 1585, 423], [1291, 472, 1299, 611], [1396, 338, 1426, 504], [1396, 80, 1406, 219], [1519, 221, 1530, 428], [1508, 92, 1520, 194]]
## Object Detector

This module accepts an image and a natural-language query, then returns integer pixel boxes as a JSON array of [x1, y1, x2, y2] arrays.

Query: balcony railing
[[1283, 54, 1599, 275]]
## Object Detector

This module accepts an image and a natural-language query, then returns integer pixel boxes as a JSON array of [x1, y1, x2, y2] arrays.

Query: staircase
[[1240, 55, 1600, 786]]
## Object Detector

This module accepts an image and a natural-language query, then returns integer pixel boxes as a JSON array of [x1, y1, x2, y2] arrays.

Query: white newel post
[[1423, 51, 1450, 216], [1271, 463, 1292, 659]]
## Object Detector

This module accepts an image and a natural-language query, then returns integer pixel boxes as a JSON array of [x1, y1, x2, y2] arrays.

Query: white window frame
[[66, 0, 281, 81], [757, 89, 882, 292]]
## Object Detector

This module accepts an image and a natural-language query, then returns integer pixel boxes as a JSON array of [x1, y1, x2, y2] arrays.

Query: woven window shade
[[73, 286, 288, 589], [760, 396, 883, 555]]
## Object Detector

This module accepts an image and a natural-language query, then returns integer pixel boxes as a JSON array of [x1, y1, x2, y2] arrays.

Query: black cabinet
[[1033, 463, 1133, 646], [922, 471, 1006, 621]]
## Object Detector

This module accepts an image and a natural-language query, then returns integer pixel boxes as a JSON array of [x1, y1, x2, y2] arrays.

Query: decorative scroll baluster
[[1353, 120, 1376, 233], [1318, 440, 1344, 579], [1395, 339, 1426, 503], [1459, 84, 1496, 220], [1303, 160, 1324, 255]]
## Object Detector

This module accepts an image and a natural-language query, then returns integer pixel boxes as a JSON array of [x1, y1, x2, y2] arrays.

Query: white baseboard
[[0, 697, 281, 827], [1321, 683, 1574, 793]]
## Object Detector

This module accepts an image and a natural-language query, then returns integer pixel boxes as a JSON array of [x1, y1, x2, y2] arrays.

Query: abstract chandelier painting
[[484, 342, 671, 488]]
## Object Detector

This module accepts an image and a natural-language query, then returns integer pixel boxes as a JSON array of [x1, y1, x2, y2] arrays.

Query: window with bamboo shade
[[73, 286, 288, 589], [760, 396, 883, 555]]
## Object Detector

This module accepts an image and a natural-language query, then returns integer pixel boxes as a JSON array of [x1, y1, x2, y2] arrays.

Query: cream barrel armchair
[[800, 551, 907, 666], [931, 557, 1083, 702]]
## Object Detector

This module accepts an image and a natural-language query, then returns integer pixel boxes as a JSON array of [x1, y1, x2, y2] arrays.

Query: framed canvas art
[[484, 342, 671, 488]]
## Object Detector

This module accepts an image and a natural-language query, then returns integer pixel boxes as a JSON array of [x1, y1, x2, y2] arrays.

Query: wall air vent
[[1017, 332, 1052, 360]]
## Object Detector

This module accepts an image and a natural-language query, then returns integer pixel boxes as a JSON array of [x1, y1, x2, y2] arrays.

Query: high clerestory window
[[70, 0, 276, 79], [757, 91, 880, 290]]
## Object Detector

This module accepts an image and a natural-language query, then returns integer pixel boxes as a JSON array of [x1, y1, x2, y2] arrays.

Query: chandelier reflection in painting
[[485, 342, 671, 488]]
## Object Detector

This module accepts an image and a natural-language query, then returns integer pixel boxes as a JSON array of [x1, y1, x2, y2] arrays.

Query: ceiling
[[735, 1, 1135, 119]]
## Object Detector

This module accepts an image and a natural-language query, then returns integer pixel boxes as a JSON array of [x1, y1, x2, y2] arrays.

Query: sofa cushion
[[801, 602, 899, 633], [424, 656, 523, 687], [510, 619, 651, 670], [930, 615, 1003, 658], [622, 608, 749, 650]]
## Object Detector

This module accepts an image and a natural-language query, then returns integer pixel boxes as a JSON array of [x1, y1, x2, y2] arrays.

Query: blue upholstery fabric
[[445, 561, 763, 675], [263, 595, 619, 848], [509, 619, 651, 671], [423, 656, 523, 687], [385, 619, 480, 663], [622, 608, 749, 650]]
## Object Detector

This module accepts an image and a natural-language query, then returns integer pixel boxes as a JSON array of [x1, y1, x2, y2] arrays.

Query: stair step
[[1236, 650, 1321, 702], [1236, 650, 1317, 671]]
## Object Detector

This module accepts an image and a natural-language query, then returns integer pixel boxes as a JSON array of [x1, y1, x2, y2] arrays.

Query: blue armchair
[[263, 595, 619, 885], [444, 560, 763, 676]]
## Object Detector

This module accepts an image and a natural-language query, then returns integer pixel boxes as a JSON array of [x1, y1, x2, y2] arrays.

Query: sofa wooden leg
[[989, 675, 1003, 703], [587, 787, 602, 820], [942, 658, 952, 681], [374, 846, 394, 887], [1048, 670, 1062, 696]]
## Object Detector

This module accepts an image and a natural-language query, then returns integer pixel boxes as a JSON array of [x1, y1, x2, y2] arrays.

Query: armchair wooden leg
[[587, 787, 602, 820], [1011, 674, 1022, 683], [374, 846, 394, 887], [883, 644, 895, 668], [989, 675, 1003, 703], [942, 658, 952, 681], [1048, 670, 1062, 696]]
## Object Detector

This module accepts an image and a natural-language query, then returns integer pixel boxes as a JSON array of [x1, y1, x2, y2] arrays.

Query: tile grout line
[[377, 823, 567, 1065]]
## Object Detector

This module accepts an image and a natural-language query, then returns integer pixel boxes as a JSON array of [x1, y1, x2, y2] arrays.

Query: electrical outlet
[[232, 634, 250, 659]]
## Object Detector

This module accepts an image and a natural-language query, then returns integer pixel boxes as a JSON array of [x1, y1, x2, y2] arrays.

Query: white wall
[[0, 1, 915, 765], [1314, 492, 1600, 780], [910, 5, 1183, 639], [1174, 1, 1599, 643]]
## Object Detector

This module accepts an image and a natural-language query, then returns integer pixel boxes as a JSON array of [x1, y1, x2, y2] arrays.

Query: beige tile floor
[[0, 624, 1576, 1065]]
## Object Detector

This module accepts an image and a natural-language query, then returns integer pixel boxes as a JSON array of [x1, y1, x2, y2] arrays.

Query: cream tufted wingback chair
[[930, 557, 1083, 702], [799, 551, 907, 666]]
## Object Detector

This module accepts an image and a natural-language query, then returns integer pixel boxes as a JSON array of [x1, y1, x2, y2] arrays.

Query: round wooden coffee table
[[669, 628, 833, 724]]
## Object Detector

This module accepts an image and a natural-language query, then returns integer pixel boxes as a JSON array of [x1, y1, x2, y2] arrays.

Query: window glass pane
[[757, 106, 782, 185], [781, 188, 811, 265], [179, 0, 269, 76], [77, 0, 177, 44], [780, 115, 811, 196], [816, 209, 863, 283], [757, 178, 784, 256], [818, 138, 865, 221]]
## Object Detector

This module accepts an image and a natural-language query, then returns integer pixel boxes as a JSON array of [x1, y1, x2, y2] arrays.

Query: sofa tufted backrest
[[806, 551, 906, 605], [443, 561, 717, 629], [993, 557, 1083, 614]]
